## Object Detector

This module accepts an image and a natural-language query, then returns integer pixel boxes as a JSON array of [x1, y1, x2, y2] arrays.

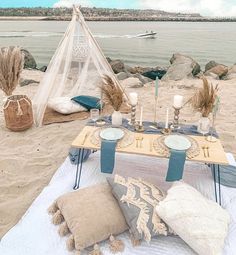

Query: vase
[[197, 116, 210, 135], [112, 111, 123, 126]]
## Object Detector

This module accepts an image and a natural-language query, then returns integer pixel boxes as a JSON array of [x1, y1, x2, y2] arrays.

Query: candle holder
[[161, 127, 171, 135], [130, 104, 137, 126], [170, 106, 182, 130], [135, 124, 145, 132]]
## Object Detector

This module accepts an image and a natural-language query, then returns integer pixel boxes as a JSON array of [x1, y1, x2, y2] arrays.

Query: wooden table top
[[71, 126, 229, 165]]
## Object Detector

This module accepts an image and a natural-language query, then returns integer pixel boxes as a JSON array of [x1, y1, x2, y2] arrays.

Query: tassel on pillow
[[109, 235, 125, 253], [89, 244, 102, 255]]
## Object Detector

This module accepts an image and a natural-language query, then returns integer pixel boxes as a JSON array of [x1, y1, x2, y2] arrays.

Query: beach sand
[[0, 69, 235, 237]]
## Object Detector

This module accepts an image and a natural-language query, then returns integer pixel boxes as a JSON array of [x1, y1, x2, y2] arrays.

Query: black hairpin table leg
[[212, 164, 221, 205], [73, 148, 84, 190]]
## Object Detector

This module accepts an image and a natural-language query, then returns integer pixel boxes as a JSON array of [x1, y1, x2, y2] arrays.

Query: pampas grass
[[190, 76, 218, 117], [0, 47, 24, 96], [101, 75, 123, 111]]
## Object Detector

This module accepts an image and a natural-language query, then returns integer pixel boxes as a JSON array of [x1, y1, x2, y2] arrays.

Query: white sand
[[0, 69, 235, 237]]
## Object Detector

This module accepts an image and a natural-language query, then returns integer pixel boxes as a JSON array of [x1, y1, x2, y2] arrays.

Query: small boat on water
[[136, 31, 157, 39]]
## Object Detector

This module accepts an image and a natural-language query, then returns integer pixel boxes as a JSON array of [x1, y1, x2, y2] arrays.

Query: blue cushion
[[71, 95, 101, 110]]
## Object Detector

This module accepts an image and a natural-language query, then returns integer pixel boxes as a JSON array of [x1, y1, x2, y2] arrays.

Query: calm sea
[[0, 20, 236, 68]]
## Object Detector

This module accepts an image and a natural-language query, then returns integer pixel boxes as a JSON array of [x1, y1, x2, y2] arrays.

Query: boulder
[[121, 77, 143, 88], [39, 66, 47, 72], [204, 64, 228, 79], [21, 49, 37, 69], [20, 79, 39, 87], [142, 69, 167, 80], [162, 53, 201, 81], [205, 61, 219, 72], [203, 72, 220, 80], [116, 72, 129, 80], [106, 57, 112, 63], [222, 65, 236, 80], [128, 66, 153, 74], [131, 73, 152, 84], [110, 59, 125, 74]]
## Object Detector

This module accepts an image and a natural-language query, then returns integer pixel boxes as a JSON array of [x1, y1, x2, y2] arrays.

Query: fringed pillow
[[48, 182, 128, 255], [107, 175, 168, 243], [156, 181, 230, 255]]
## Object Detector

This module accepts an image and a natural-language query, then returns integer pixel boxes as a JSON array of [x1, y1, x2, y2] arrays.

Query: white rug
[[0, 152, 236, 255]]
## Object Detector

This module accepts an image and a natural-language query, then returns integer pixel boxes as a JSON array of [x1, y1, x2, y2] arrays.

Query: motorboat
[[136, 31, 157, 39]]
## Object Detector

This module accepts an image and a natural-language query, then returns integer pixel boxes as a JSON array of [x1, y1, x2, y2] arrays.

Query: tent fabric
[[33, 7, 127, 126]]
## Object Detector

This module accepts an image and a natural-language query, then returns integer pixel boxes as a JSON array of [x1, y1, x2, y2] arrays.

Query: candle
[[173, 95, 183, 108], [155, 77, 159, 97], [129, 92, 138, 106], [165, 108, 169, 129], [140, 106, 143, 126]]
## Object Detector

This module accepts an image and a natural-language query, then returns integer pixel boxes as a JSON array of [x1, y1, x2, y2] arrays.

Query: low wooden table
[[71, 126, 229, 204]]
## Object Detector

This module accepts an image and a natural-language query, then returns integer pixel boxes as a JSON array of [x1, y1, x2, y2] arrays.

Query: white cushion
[[48, 97, 87, 114], [156, 181, 230, 255]]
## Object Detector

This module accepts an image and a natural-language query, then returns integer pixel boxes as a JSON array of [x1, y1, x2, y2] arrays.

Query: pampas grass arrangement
[[101, 75, 124, 111], [190, 76, 218, 117], [0, 47, 24, 96]]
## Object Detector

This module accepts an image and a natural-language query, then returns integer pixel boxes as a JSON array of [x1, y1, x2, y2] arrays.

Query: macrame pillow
[[48, 97, 87, 114], [156, 181, 230, 255], [107, 175, 168, 243], [48, 182, 128, 254]]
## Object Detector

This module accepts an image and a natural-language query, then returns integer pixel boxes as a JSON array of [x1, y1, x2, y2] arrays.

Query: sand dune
[[0, 70, 235, 237]]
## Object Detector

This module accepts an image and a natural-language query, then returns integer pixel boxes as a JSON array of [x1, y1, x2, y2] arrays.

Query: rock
[[222, 65, 236, 80], [106, 57, 112, 63], [204, 64, 228, 79], [205, 61, 219, 72], [132, 73, 152, 84], [128, 66, 153, 74], [110, 59, 125, 74], [121, 77, 143, 88], [20, 79, 39, 87], [162, 53, 201, 81], [116, 72, 129, 80], [21, 49, 37, 69], [204, 72, 220, 80], [39, 66, 47, 72]]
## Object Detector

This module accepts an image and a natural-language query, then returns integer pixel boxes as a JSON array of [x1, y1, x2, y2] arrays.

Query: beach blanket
[[0, 153, 236, 255]]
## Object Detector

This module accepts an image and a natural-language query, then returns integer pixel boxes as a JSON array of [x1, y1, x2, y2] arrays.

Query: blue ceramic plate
[[164, 135, 191, 151], [100, 128, 124, 141]]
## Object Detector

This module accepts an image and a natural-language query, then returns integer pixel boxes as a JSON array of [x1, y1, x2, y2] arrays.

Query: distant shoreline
[[0, 16, 236, 22]]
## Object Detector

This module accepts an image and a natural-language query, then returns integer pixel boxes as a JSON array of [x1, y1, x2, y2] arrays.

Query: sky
[[0, 0, 236, 17]]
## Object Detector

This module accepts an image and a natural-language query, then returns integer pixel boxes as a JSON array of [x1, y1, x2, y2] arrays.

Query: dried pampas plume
[[0, 46, 24, 96], [100, 75, 124, 111], [190, 76, 218, 117]]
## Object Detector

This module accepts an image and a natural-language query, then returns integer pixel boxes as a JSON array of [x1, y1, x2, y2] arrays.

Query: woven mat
[[153, 135, 200, 159], [42, 107, 89, 125]]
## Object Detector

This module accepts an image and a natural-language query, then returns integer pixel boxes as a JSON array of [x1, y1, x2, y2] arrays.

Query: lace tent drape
[[33, 7, 126, 126]]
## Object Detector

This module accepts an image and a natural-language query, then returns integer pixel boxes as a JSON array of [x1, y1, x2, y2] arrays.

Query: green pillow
[[71, 95, 101, 110]]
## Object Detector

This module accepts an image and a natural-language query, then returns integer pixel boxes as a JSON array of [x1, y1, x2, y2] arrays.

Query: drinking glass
[[90, 109, 99, 126]]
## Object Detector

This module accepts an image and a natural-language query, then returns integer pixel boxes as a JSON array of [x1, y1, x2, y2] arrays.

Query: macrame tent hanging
[[33, 6, 128, 126]]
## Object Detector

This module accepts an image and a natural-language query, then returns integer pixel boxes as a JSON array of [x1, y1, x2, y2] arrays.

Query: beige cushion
[[156, 181, 230, 255], [49, 182, 128, 253]]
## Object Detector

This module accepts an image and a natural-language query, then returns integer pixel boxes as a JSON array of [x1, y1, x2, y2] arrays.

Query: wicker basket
[[3, 95, 33, 131]]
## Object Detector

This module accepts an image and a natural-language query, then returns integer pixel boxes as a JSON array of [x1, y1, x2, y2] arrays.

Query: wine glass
[[90, 109, 99, 126]]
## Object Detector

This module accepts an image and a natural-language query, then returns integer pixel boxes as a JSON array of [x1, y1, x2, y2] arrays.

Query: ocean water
[[0, 20, 236, 68]]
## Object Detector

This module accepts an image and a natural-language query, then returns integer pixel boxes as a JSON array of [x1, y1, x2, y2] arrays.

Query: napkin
[[166, 149, 186, 181], [100, 139, 117, 173]]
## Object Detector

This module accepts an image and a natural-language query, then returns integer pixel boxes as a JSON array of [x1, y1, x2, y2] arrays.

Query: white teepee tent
[[33, 6, 127, 126]]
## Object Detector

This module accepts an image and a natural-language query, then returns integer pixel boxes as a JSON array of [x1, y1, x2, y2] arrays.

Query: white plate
[[164, 135, 191, 151], [100, 128, 124, 141]]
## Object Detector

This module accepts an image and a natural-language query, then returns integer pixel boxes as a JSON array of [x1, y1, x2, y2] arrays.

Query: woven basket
[[3, 95, 33, 131]]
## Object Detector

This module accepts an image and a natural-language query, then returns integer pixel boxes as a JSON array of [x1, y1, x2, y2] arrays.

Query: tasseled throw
[[66, 235, 75, 251], [47, 202, 58, 215], [109, 235, 125, 253], [89, 244, 103, 255], [52, 210, 64, 225], [130, 234, 141, 247], [58, 222, 70, 236]]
